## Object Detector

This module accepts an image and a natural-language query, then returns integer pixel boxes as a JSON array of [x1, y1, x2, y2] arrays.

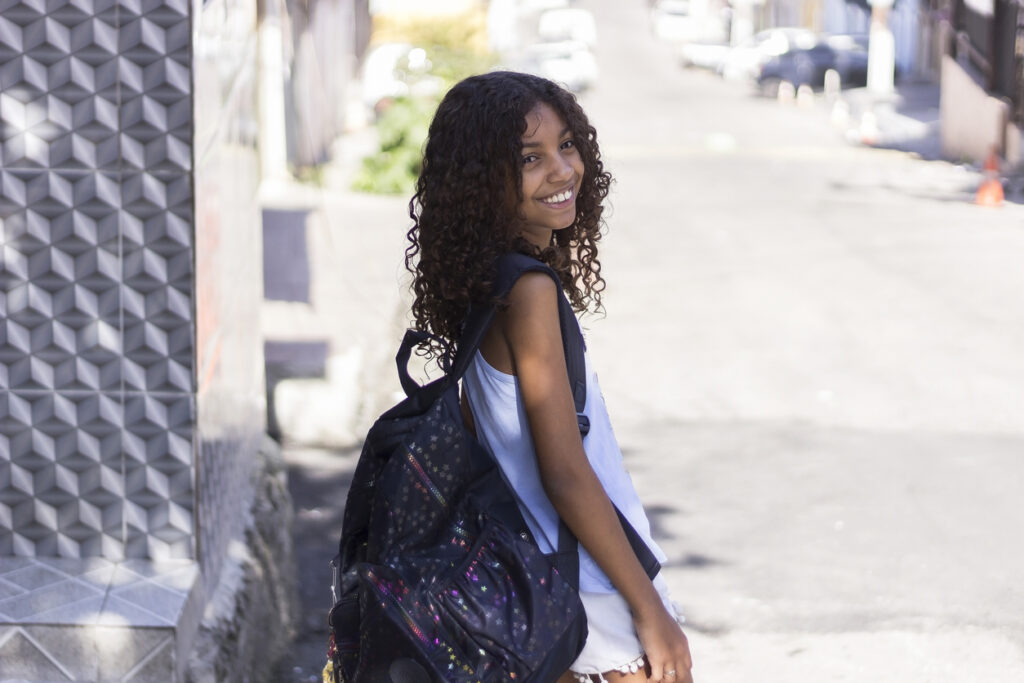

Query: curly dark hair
[[406, 71, 611, 359]]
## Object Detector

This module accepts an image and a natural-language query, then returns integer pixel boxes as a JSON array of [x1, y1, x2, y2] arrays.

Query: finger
[[679, 635, 693, 670], [661, 665, 680, 682], [648, 661, 663, 683]]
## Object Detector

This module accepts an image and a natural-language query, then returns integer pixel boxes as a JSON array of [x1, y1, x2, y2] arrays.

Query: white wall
[[940, 55, 1010, 163]]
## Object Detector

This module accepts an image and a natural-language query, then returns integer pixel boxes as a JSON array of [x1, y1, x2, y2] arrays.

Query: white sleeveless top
[[462, 347, 667, 593]]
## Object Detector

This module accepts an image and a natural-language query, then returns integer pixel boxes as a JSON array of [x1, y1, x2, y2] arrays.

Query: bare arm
[[500, 273, 692, 682]]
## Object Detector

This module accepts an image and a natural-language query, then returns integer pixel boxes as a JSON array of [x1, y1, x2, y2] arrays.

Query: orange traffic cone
[[975, 147, 1004, 207]]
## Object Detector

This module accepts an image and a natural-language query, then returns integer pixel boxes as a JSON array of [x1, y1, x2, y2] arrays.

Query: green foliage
[[351, 96, 434, 195], [352, 14, 497, 195]]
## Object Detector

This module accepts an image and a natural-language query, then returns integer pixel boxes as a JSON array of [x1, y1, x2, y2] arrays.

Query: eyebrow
[[522, 127, 572, 148]]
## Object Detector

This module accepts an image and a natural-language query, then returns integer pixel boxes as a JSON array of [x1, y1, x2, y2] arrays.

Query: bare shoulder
[[481, 272, 561, 373], [504, 271, 559, 312], [501, 271, 564, 365]]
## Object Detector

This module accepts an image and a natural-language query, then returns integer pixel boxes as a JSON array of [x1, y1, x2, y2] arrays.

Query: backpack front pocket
[[433, 516, 586, 681]]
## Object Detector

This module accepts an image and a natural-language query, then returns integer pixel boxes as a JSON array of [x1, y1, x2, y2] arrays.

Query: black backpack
[[327, 253, 660, 683]]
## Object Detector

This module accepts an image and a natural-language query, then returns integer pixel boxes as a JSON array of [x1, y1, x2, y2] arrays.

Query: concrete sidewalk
[[276, 446, 359, 682], [276, 421, 1024, 683], [782, 79, 1024, 204], [260, 126, 412, 450], [835, 82, 943, 160]]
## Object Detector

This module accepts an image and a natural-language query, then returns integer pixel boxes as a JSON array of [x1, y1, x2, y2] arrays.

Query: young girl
[[405, 71, 694, 683]]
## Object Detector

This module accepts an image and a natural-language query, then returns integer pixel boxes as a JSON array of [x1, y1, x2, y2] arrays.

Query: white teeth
[[542, 189, 572, 204]]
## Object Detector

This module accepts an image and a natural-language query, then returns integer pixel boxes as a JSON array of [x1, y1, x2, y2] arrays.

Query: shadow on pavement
[[645, 502, 684, 541], [277, 446, 359, 683]]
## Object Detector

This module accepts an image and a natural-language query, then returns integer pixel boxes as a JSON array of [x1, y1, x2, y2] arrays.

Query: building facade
[[939, 0, 1024, 163]]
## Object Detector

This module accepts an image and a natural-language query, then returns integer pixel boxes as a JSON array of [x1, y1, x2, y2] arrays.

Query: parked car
[[538, 8, 597, 47], [519, 40, 599, 92], [650, 0, 728, 44], [520, 0, 570, 12], [678, 41, 731, 72], [719, 27, 818, 81], [649, 0, 694, 42], [755, 36, 869, 96]]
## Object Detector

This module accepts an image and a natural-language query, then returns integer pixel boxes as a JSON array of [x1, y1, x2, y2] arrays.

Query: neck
[[518, 225, 553, 249]]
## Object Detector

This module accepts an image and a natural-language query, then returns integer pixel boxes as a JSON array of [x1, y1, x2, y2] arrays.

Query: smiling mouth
[[539, 186, 575, 206]]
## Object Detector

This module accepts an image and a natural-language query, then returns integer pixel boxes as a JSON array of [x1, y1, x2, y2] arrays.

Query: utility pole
[[867, 0, 896, 95], [258, 0, 291, 184]]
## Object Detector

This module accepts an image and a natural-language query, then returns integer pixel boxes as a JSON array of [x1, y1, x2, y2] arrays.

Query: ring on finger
[[666, 671, 677, 677]]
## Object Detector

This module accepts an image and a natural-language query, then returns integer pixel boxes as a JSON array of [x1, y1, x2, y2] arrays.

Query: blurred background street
[[2, 0, 1024, 681], [276, 2, 1024, 682]]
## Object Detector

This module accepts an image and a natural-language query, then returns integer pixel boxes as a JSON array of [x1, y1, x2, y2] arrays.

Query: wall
[[192, 0, 265, 587], [0, 0, 263, 576], [0, 0, 197, 562], [0, 0, 267, 678], [940, 55, 1011, 162]]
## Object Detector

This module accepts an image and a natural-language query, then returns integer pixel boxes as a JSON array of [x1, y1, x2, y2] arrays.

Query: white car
[[649, 0, 695, 43], [537, 8, 597, 48], [719, 27, 817, 81], [520, 0, 570, 13], [649, 0, 728, 44], [521, 40, 599, 92], [678, 41, 731, 71]]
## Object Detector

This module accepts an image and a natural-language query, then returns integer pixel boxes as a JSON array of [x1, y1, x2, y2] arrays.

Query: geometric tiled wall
[[1, 0, 270, 675], [0, 0, 195, 561]]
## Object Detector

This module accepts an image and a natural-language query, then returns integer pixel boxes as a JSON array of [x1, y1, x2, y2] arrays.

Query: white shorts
[[570, 574, 685, 681]]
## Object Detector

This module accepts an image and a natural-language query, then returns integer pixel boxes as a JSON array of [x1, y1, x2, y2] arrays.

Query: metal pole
[[868, 0, 896, 95]]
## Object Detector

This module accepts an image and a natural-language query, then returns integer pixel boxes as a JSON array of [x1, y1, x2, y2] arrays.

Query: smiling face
[[516, 102, 584, 248]]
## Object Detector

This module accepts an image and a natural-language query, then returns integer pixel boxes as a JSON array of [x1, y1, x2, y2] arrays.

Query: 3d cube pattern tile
[[0, 0, 191, 174], [0, 392, 124, 558], [0, 0, 196, 561]]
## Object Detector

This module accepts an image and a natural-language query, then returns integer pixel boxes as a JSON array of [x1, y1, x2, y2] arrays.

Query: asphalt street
[[279, 1, 1024, 680]]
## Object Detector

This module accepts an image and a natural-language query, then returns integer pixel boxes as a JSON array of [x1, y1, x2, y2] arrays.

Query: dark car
[[756, 35, 869, 96]]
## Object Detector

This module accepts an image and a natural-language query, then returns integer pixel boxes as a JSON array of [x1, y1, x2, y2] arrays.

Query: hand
[[634, 603, 693, 683]]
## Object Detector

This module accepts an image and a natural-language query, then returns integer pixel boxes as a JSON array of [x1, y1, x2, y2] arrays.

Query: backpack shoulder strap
[[476, 253, 662, 581], [491, 253, 587, 433], [447, 253, 583, 397], [391, 255, 575, 413]]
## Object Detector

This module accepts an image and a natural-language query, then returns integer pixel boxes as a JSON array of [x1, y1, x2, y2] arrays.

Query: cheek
[[520, 168, 542, 199], [572, 155, 585, 184]]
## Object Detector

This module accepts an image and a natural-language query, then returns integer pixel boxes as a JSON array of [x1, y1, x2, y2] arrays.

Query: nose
[[546, 153, 573, 183]]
